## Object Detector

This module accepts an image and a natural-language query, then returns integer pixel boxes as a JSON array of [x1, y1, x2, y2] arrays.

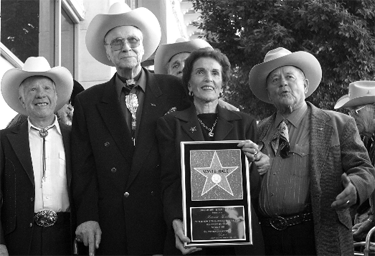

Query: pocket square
[[164, 107, 177, 115]]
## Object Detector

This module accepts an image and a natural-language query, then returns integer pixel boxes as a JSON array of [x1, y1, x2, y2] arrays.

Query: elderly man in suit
[[248, 47, 375, 255], [0, 56, 74, 255], [335, 81, 375, 242], [71, 2, 190, 255]]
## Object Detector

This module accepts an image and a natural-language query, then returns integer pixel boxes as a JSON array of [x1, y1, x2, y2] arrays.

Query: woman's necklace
[[197, 117, 218, 137]]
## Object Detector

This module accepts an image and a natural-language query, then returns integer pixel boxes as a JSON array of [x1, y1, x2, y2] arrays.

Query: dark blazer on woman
[[0, 121, 73, 255], [156, 104, 265, 255]]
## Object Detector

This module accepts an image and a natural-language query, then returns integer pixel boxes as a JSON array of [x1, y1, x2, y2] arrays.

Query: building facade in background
[[0, 0, 203, 129]]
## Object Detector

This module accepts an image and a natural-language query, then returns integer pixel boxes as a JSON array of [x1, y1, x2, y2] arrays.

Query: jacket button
[[104, 142, 110, 147], [30, 197, 34, 202], [124, 192, 130, 198], [111, 167, 117, 173], [30, 223, 33, 227]]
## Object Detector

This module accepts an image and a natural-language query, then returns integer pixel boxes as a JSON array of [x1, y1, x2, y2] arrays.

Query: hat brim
[[334, 94, 375, 109], [154, 39, 212, 74], [85, 8, 161, 66], [249, 51, 322, 103], [1, 67, 73, 116]]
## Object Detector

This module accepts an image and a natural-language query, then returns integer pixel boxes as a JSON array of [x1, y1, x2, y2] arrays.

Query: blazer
[[156, 104, 264, 255], [0, 120, 73, 255], [71, 69, 190, 255], [257, 102, 375, 256]]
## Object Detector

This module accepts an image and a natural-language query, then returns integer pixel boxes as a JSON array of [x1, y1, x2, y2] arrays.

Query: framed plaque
[[181, 141, 252, 247]]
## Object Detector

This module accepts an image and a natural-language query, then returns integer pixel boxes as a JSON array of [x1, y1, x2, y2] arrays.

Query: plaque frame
[[181, 140, 252, 247]]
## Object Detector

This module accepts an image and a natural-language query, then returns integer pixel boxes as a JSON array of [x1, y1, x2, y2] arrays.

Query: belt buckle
[[270, 216, 288, 231], [34, 210, 58, 227]]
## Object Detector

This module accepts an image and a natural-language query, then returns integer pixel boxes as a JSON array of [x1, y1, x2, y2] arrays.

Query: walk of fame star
[[194, 151, 238, 196]]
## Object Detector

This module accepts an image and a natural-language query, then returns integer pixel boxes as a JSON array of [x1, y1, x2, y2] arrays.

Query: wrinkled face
[[348, 104, 375, 136], [19, 76, 57, 121], [188, 57, 223, 104], [266, 66, 309, 114], [104, 26, 144, 70], [167, 52, 190, 78]]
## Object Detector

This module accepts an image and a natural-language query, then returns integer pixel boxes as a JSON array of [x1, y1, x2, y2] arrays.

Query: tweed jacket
[[156, 104, 264, 255], [257, 102, 375, 256], [71, 68, 190, 255], [0, 121, 73, 255]]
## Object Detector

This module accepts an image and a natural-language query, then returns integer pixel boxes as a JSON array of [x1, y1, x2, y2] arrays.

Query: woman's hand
[[172, 219, 202, 255], [238, 140, 259, 162]]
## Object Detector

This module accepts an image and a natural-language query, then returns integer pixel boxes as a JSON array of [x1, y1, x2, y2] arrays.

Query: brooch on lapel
[[189, 126, 197, 133], [164, 107, 177, 115]]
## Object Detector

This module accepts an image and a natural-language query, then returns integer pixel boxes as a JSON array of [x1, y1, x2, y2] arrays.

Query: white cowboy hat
[[248, 47, 322, 103], [154, 38, 212, 74], [1, 56, 73, 116], [334, 80, 375, 109], [85, 1, 161, 66]]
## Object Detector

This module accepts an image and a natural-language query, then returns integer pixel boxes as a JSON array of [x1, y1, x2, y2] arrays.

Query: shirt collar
[[28, 115, 61, 135], [275, 102, 308, 129], [115, 68, 146, 97]]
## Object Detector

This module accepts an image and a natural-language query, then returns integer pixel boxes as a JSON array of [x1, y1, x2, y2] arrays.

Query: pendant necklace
[[197, 117, 218, 137]]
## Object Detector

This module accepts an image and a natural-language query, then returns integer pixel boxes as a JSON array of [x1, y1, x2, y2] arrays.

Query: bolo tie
[[36, 126, 54, 183]]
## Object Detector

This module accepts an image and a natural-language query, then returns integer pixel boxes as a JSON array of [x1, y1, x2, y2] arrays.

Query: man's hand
[[0, 244, 8, 256], [172, 219, 202, 255], [331, 173, 357, 210], [353, 218, 374, 241], [253, 152, 270, 176], [75, 221, 102, 256]]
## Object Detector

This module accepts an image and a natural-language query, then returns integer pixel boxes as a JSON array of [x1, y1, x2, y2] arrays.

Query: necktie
[[271, 120, 290, 158], [125, 92, 139, 145]]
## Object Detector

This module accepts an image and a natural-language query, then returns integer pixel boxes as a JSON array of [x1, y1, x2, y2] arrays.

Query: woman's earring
[[189, 91, 194, 97], [219, 92, 223, 98]]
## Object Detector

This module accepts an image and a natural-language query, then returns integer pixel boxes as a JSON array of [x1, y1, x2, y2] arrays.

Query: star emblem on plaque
[[180, 141, 252, 247], [192, 150, 243, 201]]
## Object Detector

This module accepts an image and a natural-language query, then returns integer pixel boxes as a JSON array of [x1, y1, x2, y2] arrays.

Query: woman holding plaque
[[156, 47, 267, 255]]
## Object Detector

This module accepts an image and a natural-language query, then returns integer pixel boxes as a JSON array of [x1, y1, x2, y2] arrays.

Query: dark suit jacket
[[258, 102, 375, 256], [0, 121, 73, 255], [71, 69, 190, 255], [156, 104, 264, 255]]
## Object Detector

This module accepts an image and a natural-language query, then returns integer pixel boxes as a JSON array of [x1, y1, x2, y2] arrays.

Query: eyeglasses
[[105, 37, 141, 51], [348, 105, 366, 116]]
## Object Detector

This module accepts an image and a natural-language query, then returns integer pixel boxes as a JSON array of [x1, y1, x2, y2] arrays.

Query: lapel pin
[[190, 126, 197, 133], [151, 103, 156, 107]]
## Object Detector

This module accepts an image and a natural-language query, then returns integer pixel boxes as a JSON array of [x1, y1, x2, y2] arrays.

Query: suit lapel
[[97, 76, 135, 163], [308, 102, 333, 225], [214, 107, 237, 140], [126, 71, 166, 188], [7, 122, 35, 185], [60, 122, 72, 188], [180, 106, 205, 141]]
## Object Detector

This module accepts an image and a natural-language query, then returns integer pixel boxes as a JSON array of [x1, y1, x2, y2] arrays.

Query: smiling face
[[104, 26, 144, 73], [266, 66, 309, 114], [188, 57, 223, 105], [19, 76, 57, 125]]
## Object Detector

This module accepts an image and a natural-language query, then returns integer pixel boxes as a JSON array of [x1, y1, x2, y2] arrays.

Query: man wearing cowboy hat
[[154, 37, 213, 77], [0, 56, 74, 255], [249, 47, 375, 255], [335, 81, 375, 242], [71, 2, 190, 255]]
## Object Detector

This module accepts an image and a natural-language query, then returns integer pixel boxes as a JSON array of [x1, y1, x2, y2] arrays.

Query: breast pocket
[[289, 143, 310, 177]]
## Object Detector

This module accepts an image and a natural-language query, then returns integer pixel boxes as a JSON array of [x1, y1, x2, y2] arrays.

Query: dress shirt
[[116, 69, 146, 140], [259, 103, 311, 216], [28, 116, 70, 212]]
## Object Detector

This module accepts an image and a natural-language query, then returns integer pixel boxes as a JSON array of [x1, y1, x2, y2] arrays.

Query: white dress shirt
[[28, 116, 70, 213]]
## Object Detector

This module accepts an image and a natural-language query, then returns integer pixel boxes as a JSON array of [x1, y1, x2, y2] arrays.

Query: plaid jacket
[[258, 102, 375, 256]]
